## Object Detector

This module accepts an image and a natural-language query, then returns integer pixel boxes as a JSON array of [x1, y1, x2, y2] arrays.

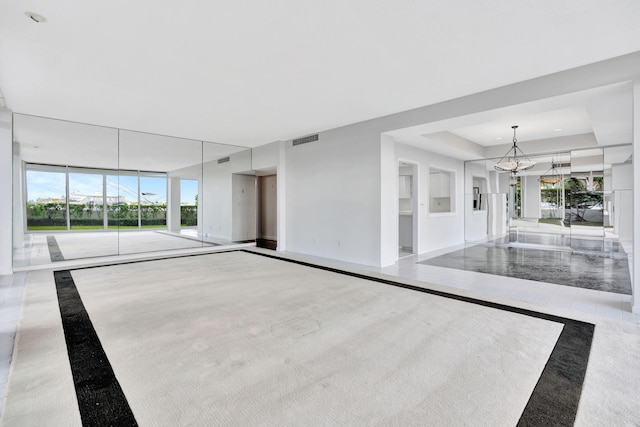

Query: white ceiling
[[2, 1, 640, 147], [385, 82, 633, 160], [450, 107, 593, 147]]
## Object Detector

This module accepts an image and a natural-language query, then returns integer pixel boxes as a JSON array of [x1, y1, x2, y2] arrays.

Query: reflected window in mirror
[[472, 177, 487, 211], [429, 168, 455, 214]]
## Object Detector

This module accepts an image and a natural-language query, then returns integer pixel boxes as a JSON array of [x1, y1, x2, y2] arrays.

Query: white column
[[167, 177, 181, 232], [0, 109, 13, 274], [12, 138, 24, 248], [197, 168, 203, 237], [522, 175, 541, 219], [277, 140, 286, 251], [633, 80, 640, 314], [380, 134, 397, 267]]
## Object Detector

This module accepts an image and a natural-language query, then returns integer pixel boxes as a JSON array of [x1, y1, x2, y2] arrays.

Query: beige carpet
[[52, 231, 206, 260], [1, 251, 568, 425]]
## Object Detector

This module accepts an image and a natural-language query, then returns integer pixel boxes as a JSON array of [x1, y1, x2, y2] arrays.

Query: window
[[24, 163, 168, 231], [429, 168, 455, 213], [472, 177, 487, 211], [140, 174, 167, 228], [107, 173, 138, 228], [69, 171, 104, 230], [180, 179, 198, 227], [25, 167, 67, 230]]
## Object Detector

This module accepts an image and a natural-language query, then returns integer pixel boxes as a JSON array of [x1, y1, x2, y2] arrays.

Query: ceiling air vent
[[293, 134, 319, 146], [218, 156, 230, 164]]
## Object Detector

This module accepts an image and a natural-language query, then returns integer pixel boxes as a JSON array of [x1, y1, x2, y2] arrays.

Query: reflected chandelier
[[539, 160, 564, 185], [494, 125, 535, 173]]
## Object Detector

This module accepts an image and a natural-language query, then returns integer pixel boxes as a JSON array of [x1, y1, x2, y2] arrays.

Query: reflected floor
[[13, 230, 223, 268], [492, 232, 625, 255], [419, 242, 632, 295]]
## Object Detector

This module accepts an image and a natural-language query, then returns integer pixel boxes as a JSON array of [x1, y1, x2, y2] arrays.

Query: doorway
[[257, 174, 277, 250], [398, 162, 417, 258]]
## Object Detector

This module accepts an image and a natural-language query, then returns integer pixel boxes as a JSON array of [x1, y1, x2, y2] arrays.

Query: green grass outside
[[28, 225, 167, 231]]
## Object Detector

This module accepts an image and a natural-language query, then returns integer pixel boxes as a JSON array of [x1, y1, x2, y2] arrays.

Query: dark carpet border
[[245, 250, 595, 426], [54, 270, 137, 426], [46, 235, 65, 262], [54, 248, 594, 426]]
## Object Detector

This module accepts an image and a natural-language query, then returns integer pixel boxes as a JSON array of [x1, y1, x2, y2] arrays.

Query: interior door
[[257, 174, 277, 249]]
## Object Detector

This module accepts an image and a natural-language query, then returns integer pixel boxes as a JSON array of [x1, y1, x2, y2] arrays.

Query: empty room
[[1, 2, 640, 426]]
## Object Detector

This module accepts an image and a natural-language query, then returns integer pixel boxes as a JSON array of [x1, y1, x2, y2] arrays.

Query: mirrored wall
[[464, 145, 632, 256], [12, 114, 256, 267]]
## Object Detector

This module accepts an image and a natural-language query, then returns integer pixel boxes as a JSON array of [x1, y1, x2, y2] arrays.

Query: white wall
[[611, 162, 633, 190], [12, 139, 24, 249], [277, 142, 287, 251], [0, 109, 12, 274], [464, 162, 489, 241], [252, 141, 280, 171], [285, 126, 382, 266], [167, 177, 181, 232], [633, 78, 640, 314], [395, 142, 465, 255], [380, 135, 397, 265], [232, 173, 256, 241], [611, 163, 632, 242], [522, 175, 541, 219], [252, 140, 287, 249], [398, 215, 413, 249], [485, 171, 507, 236], [201, 149, 253, 242], [202, 159, 232, 241]]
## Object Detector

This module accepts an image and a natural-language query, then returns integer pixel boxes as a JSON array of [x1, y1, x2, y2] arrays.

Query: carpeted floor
[[2, 250, 599, 426]]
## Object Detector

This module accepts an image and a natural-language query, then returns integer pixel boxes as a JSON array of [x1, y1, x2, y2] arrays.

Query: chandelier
[[539, 161, 564, 185], [494, 125, 535, 173]]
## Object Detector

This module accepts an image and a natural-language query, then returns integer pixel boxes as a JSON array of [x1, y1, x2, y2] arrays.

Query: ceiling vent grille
[[552, 162, 571, 168], [293, 134, 319, 146], [218, 156, 230, 164]]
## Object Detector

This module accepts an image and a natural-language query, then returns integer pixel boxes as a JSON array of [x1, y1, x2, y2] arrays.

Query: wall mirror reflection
[[568, 148, 604, 252], [464, 160, 507, 243], [464, 145, 632, 257], [12, 114, 253, 267]]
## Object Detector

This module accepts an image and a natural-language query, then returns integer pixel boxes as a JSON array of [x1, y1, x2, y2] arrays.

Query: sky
[[26, 171, 198, 205]]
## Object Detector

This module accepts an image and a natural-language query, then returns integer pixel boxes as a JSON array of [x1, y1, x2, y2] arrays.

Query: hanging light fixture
[[539, 160, 564, 185], [494, 125, 535, 173]]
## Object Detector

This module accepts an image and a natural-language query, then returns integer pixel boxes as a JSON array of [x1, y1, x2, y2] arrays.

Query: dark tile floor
[[419, 243, 632, 295]]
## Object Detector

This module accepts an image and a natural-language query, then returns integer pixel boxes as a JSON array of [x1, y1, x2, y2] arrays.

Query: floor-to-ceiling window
[[139, 173, 167, 229], [24, 164, 168, 232], [25, 165, 67, 230], [69, 169, 105, 230], [180, 179, 198, 228]]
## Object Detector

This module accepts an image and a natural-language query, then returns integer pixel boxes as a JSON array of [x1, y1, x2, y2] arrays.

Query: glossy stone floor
[[419, 244, 632, 294]]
